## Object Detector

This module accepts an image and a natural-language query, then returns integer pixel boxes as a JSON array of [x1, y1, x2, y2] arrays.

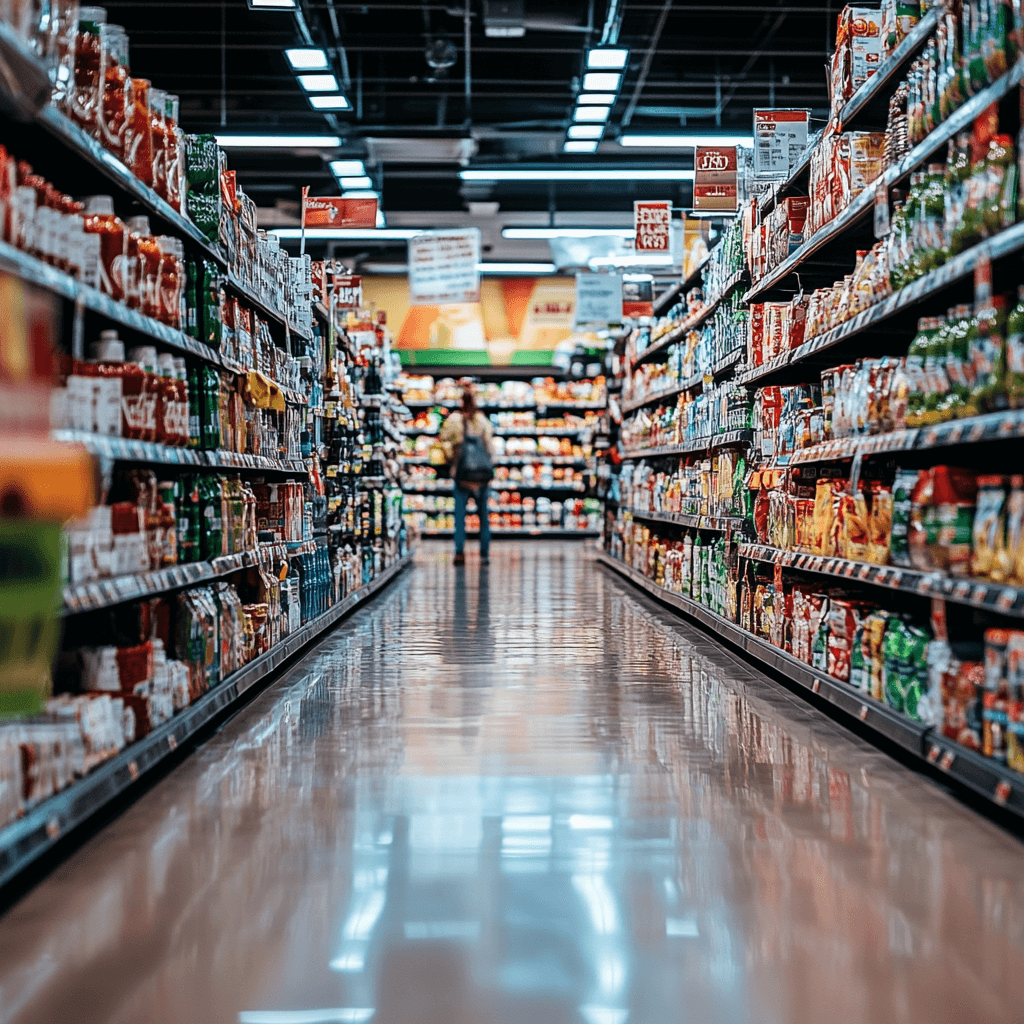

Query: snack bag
[[868, 484, 893, 564], [972, 475, 1006, 579]]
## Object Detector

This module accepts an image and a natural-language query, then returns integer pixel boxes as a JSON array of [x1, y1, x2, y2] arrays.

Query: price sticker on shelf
[[994, 780, 1012, 805], [128, 760, 139, 781], [939, 750, 956, 772], [968, 419, 988, 443], [45, 817, 60, 840], [927, 744, 942, 764], [812, 679, 821, 694], [859, 704, 869, 721], [997, 588, 1019, 613], [167, 734, 178, 752]]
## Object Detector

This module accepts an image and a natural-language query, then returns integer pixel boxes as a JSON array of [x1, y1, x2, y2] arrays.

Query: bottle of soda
[[202, 364, 221, 450], [177, 475, 201, 563], [200, 475, 224, 561]]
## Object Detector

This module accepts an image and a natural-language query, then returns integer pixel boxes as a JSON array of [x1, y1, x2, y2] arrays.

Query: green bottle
[[202, 365, 221, 451], [185, 257, 198, 339], [200, 475, 224, 561], [187, 363, 201, 448], [1005, 285, 1024, 407], [178, 475, 201, 564]]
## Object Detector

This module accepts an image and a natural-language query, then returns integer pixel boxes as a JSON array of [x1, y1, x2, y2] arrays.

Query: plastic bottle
[[201, 364, 221, 450], [128, 345, 160, 442], [82, 195, 127, 301], [156, 235, 183, 328], [173, 357, 190, 448], [125, 214, 152, 311], [187, 362, 201, 448], [200, 475, 223, 561], [126, 77, 153, 186], [98, 23, 129, 159], [164, 94, 184, 212], [70, 8, 106, 134], [1005, 285, 1024, 408], [967, 295, 1008, 415], [149, 87, 168, 200], [157, 352, 181, 446], [177, 475, 200, 563], [83, 331, 124, 436]]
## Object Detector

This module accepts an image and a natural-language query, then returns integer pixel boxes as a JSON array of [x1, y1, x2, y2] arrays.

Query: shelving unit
[[0, 553, 413, 891]]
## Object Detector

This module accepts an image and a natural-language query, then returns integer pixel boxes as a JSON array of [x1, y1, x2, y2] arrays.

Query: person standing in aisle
[[439, 384, 494, 564]]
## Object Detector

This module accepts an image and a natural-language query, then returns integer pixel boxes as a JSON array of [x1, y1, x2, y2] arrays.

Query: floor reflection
[[1, 542, 1023, 1024]]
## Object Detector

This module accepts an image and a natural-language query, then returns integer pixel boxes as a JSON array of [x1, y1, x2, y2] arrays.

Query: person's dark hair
[[461, 386, 478, 421]]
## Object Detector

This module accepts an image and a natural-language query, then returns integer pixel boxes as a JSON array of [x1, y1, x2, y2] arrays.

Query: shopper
[[438, 385, 494, 564]]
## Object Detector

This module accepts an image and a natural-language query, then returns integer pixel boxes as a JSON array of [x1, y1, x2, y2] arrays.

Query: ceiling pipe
[[620, 0, 671, 128]]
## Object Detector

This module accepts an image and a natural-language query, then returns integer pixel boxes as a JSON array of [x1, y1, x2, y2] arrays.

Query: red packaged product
[[82, 195, 127, 301]]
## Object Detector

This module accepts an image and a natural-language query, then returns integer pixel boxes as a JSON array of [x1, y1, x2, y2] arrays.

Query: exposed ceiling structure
[[102, 1, 837, 264]]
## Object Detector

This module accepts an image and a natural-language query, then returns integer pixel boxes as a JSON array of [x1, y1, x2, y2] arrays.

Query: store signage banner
[[408, 229, 482, 305], [634, 200, 672, 252], [575, 272, 623, 327], [302, 195, 378, 228], [332, 274, 363, 309], [622, 276, 653, 318], [693, 145, 738, 212], [753, 109, 809, 179]]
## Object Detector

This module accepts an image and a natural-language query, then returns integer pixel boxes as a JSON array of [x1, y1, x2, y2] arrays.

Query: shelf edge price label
[[927, 744, 942, 764], [939, 750, 956, 772], [994, 780, 1012, 806]]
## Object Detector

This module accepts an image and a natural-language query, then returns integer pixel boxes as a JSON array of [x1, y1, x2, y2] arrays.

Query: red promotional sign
[[634, 200, 671, 252], [332, 274, 363, 309], [302, 195, 378, 229], [694, 145, 738, 212]]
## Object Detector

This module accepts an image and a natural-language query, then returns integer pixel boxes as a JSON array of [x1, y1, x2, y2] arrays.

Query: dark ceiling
[[100, 0, 837, 215]]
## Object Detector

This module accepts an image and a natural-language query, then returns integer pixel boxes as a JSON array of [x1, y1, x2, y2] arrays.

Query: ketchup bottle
[[156, 235, 183, 328], [149, 87, 168, 200], [125, 78, 153, 187], [82, 195, 127, 301], [98, 23, 129, 159], [70, 7, 107, 135]]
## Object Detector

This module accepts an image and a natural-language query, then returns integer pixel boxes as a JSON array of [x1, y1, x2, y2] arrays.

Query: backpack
[[454, 416, 493, 484]]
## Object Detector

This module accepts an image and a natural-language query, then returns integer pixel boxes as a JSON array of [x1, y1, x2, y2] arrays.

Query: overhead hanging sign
[[332, 273, 363, 309], [693, 145, 738, 212], [622, 276, 653, 318], [575, 272, 623, 327], [408, 229, 481, 306], [634, 200, 672, 252], [301, 194, 379, 229], [753, 109, 810, 179]]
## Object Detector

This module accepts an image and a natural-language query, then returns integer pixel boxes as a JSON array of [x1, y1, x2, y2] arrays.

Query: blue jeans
[[454, 482, 490, 556]]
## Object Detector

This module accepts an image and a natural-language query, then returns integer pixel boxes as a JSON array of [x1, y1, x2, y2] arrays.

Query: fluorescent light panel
[[577, 93, 617, 105], [339, 175, 372, 188], [502, 227, 634, 239], [573, 106, 611, 123], [216, 134, 341, 147], [582, 72, 621, 91], [309, 94, 351, 109], [270, 228, 419, 239], [285, 48, 329, 70], [248, 0, 295, 7], [619, 134, 753, 147], [564, 140, 598, 153], [587, 47, 628, 69], [460, 168, 694, 181], [478, 262, 556, 274], [330, 160, 366, 176], [567, 124, 603, 139], [298, 73, 339, 91], [341, 190, 379, 198]]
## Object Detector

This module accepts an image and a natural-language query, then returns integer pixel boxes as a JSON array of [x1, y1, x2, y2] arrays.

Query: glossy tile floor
[[3, 542, 1024, 1024]]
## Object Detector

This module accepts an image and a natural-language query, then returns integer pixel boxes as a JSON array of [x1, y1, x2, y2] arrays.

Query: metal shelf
[[621, 429, 753, 460], [0, 23, 57, 120], [0, 552, 414, 891], [739, 543, 1024, 618], [596, 550, 1024, 821], [626, 508, 751, 534], [652, 254, 709, 318], [422, 529, 599, 538], [622, 349, 745, 413]]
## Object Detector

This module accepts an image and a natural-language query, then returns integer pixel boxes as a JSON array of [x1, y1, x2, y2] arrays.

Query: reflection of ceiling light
[[270, 228, 420, 239], [568, 124, 603, 139], [573, 106, 611, 123], [298, 73, 339, 91], [247, 0, 296, 8], [587, 47, 629, 69], [341, 190, 379, 199], [666, 916, 700, 937], [502, 228, 633, 239], [577, 93, 617, 105], [285, 48, 329, 69], [582, 72, 621, 91], [568, 814, 615, 830], [461, 168, 694, 181], [309, 94, 351, 109], [239, 1011, 375, 1024], [564, 140, 599, 154], [330, 159, 366, 176], [619, 133, 752, 147], [216, 134, 341, 147], [338, 175, 372, 188], [478, 262, 556, 274]]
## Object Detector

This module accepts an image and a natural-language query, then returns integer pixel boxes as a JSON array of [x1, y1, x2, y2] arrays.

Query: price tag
[[997, 588, 1019, 612], [45, 817, 60, 840], [939, 750, 956, 772], [128, 760, 139, 781], [859, 705, 869, 721], [812, 679, 821, 694], [167, 734, 178, 752], [968, 419, 987, 443], [994, 780, 1012, 806], [927, 744, 942, 763]]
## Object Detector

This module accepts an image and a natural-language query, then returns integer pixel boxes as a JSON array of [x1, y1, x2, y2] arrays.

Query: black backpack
[[454, 417, 493, 484]]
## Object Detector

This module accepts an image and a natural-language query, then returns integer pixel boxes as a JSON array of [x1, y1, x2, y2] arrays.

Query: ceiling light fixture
[[341, 190, 380, 199], [619, 133, 753, 147], [573, 106, 611, 123], [502, 228, 634, 239], [567, 124, 604, 139], [338, 175, 372, 188], [215, 134, 342, 148], [477, 262, 557, 274], [309, 94, 351, 110], [576, 93, 617, 105], [582, 72, 621, 91], [284, 48, 329, 70], [564, 140, 599, 154], [247, 0, 296, 8], [461, 168, 694, 181], [589, 253, 675, 267], [270, 228, 420, 240], [586, 47, 629, 69], [330, 159, 366, 177], [297, 73, 339, 92]]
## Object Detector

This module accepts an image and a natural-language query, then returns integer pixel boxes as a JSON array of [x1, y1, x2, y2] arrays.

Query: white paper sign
[[753, 109, 809, 180], [408, 229, 481, 305], [575, 272, 623, 326]]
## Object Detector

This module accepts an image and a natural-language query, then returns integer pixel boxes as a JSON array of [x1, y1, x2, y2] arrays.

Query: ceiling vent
[[483, 0, 526, 38]]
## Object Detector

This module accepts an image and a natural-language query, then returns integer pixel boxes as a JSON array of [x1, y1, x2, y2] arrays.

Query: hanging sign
[[693, 145, 738, 212], [575, 272, 623, 327], [302, 195, 378, 229], [634, 200, 672, 252], [332, 274, 363, 309], [753, 109, 810, 179], [622, 276, 653, 318], [408, 229, 481, 306]]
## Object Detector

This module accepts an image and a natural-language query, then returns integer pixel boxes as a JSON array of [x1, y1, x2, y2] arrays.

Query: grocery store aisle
[[2, 542, 1024, 1024]]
